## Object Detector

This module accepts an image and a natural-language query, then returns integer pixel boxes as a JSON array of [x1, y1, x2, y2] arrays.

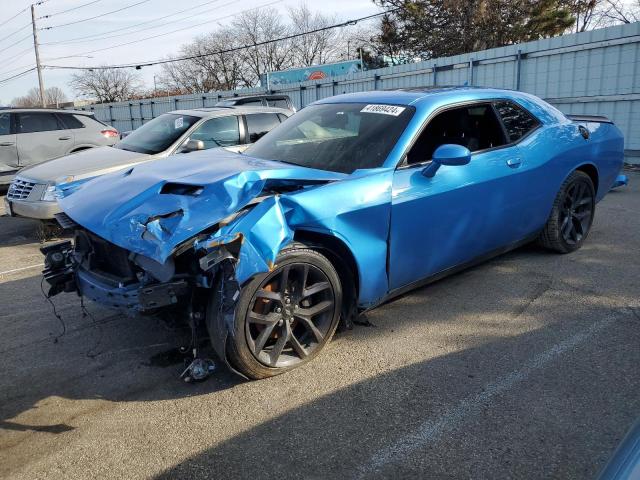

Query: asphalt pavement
[[0, 172, 638, 479]]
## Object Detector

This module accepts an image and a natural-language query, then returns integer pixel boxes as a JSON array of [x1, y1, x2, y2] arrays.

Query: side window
[[406, 103, 507, 165], [190, 116, 240, 148], [16, 112, 63, 134], [238, 98, 263, 106], [494, 101, 539, 142], [0, 113, 11, 135], [267, 98, 290, 109], [58, 114, 85, 129], [245, 113, 281, 143]]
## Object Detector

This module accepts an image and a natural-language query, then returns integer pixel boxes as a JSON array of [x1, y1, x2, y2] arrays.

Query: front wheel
[[225, 245, 342, 379], [538, 170, 595, 253]]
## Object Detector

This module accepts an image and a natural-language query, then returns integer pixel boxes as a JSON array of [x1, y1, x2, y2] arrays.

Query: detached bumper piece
[[41, 241, 77, 297]]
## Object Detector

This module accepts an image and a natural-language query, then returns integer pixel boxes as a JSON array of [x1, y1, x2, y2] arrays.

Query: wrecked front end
[[41, 151, 346, 379]]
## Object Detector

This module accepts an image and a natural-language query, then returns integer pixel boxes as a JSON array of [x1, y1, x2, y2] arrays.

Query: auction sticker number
[[361, 104, 406, 116], [175, 117, 184, 129]]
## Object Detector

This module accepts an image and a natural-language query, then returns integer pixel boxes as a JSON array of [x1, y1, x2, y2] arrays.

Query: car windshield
[[115, 114, 200, 155], [245, 103, 415, 173]]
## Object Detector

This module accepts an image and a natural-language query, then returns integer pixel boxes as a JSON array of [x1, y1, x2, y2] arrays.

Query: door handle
[[507, 158, 522, 168], [0, 142, 15, 146], [58, 136, 71, 141]]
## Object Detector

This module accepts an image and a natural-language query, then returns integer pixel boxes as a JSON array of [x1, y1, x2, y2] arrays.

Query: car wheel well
[[576, 164, 599, 195], [293, 230, 360, 322]]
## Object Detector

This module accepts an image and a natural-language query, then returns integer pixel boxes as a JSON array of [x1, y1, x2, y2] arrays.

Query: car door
[[188, 115, 241, 149], [0, 112, 18, 172], [57, 112, 96, 148], [15, 112, 73, 167], [388, 102, 531, 290]]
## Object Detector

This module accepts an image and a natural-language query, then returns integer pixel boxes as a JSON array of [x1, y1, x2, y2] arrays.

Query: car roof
[[167, 106, 292, 118], [315, 86, 524, 106], [0, 107, 93, 115]]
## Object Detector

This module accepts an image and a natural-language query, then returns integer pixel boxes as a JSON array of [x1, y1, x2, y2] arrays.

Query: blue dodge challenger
[[42, 87, 624, 379]]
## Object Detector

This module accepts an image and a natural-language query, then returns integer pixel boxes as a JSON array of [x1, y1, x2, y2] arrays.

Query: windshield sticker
[[174, 117, 184, 129], [361, 104, 406, 116]]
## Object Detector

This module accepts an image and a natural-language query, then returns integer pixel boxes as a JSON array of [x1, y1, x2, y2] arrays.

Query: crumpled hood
[[19, 146, 148, 183], [59, 148, 346, 262]]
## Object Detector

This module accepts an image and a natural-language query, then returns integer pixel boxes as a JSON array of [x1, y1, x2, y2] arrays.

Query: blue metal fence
[[78, 22, 640, 163]]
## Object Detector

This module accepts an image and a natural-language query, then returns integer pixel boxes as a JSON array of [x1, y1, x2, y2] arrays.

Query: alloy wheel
[[246, 263, 336, 368], [560, 180, 594, 245]]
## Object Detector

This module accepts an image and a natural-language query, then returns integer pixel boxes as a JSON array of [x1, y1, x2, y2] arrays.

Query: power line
[[44, 9, 394, 71], [0, 46, 33, 65], [41, 0, 227, 46], [0, 33, 33, 54], [41, 0, 153, 30], [0, 67, 36, 85], [0, 7, 29, 29], [42, 0, 285, 62], [0, 23, 32, 46], [0, 62, 37, 78], [39, 0, 106, 19]]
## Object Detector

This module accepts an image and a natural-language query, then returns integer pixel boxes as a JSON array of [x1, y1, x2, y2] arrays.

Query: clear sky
[[0, 0, 379, 103]]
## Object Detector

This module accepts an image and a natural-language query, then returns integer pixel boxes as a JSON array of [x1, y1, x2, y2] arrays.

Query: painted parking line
[[355, 315, 617, 478], [0, 263, 43, 276]]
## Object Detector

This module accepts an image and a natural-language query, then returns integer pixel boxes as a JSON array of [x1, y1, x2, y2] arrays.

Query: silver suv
[[5, 106, 291, 220], [0, 108, 118, 185]]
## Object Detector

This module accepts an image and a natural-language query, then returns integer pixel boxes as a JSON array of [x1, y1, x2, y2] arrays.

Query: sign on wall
[[265, 60, 363, 87]]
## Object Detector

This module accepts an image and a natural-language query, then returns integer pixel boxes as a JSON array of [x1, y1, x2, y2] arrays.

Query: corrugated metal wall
[[79, 22, 640, 162]]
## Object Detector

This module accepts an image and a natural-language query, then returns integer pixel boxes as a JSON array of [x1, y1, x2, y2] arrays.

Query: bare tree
[[599, 0, 640, 24], [11, 87, 68, 107], [70, 67, 142, 103], [232, 7, 294, 86], [45, 86, 67, 107], [287, 3, 340, 66], [158, 29, 247, 94]]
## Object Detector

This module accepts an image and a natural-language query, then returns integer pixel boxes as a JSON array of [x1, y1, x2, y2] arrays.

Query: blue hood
[[59, 148, 346, 262]]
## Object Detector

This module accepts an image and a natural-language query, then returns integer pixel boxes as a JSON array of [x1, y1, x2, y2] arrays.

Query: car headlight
[[41, 185, 57, 202]]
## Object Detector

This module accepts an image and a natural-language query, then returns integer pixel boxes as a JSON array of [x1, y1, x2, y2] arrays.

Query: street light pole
[[31, 4, 46, 107]]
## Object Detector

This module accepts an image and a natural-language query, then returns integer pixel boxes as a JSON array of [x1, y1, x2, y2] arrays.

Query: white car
[[0, 108, 118, 185], [5, 106, 291, 220]]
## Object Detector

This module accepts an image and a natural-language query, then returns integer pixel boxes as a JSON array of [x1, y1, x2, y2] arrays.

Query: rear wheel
[[538, 170, 595, 253], [226, 245, 342, 379]]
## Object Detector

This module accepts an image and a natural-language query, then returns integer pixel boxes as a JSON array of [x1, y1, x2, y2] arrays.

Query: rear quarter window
[[58, 114, 85, 129], [494, 101, 540, 142], [267, 98, 290, 109]]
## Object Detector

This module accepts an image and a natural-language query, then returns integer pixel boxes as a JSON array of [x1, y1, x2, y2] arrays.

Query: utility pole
[[31, 4, 46, 108]]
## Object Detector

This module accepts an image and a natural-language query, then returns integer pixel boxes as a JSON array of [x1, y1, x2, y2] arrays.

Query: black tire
[[225, 244, 342, 379], [538, 170, 595, 253]]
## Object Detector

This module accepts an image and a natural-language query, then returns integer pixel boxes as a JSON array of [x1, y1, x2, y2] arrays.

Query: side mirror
[[180, 139, 205, 153], [422, 144, 471, 177]]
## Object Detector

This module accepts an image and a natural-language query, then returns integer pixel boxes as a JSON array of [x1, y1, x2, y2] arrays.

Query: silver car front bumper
[[5, 197, 60, 219], [5, 177, 60, 220]]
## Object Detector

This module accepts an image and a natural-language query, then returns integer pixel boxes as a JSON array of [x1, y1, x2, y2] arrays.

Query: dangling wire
[[81, 295, 104, 358], [40, 277, 66, 343]]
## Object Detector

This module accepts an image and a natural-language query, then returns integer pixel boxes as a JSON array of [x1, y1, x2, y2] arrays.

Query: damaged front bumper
[[41, 226, 245, 376], [42, 240, 193, 314]]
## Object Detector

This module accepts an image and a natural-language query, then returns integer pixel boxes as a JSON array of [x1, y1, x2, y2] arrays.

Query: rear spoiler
[[566, 114, 613, 124]]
